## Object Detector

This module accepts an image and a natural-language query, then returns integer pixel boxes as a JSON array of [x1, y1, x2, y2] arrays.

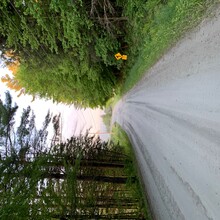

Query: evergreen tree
[[0, 0, 126, 107], [0, 92, 145, 219], [0, 91, 18, 156]]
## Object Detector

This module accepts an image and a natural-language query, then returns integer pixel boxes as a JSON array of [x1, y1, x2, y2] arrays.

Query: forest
[[0, 0, 127, 108], [0, 1, 153, 218], [0, 92, 149, 219]]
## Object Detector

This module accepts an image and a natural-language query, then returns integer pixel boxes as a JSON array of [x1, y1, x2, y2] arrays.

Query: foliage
[[118, 0, 220, 94], [0, 91, 53, 157], [0, 0, 126, 107], [0, 92, 150, 219], [111, 123, 152, 220], [1, 0, 219, 107], [0, 91, 18, 156], [102, 108, 112, 132], [111, 123, 133, 155], [15, 52, 116, 107]]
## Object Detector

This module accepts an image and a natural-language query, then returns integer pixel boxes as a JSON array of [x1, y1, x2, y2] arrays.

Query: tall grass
[[120, 0, 220, 93]]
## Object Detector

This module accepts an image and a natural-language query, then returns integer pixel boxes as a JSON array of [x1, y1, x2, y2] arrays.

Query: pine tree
[[0, 92, 144, 220], [0, 0, 127, 107]]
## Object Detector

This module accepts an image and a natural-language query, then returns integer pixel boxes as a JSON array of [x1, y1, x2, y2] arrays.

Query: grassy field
[[119, 0, 220, 94]]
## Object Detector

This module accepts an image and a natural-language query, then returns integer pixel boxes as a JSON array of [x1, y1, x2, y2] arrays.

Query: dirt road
[[112, 8, 220, 220]]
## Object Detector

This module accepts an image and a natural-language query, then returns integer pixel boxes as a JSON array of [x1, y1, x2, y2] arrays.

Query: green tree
[[0, 0, 126, 107], [0, 92, 145, 219], [15, 52, 116, 107], [0, 91, 18, 156]]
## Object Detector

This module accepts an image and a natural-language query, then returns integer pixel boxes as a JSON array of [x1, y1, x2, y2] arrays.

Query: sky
[[0, 64, 110, 141]]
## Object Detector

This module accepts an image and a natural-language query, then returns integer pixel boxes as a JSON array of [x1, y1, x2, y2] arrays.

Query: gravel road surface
[[112, 8, 220, 220]]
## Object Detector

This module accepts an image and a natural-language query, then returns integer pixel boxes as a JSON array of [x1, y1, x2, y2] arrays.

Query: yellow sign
[[115, 53, 127, 60], [115, 53, 122, 60], [121, 55, 127, 60]]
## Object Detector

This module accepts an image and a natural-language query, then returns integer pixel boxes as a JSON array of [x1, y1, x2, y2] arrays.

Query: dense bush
[[0, 0, 125, 107]]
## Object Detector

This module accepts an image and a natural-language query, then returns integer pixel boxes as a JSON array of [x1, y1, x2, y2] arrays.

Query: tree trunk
[[44, 173, 135, 184]]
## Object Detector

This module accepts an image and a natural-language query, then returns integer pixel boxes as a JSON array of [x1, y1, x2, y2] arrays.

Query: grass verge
[[119, 0, 220, 94], [111, 123, 153, 220]]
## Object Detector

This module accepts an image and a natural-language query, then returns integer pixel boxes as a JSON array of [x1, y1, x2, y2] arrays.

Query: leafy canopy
[[0, 0, 126, 107]]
